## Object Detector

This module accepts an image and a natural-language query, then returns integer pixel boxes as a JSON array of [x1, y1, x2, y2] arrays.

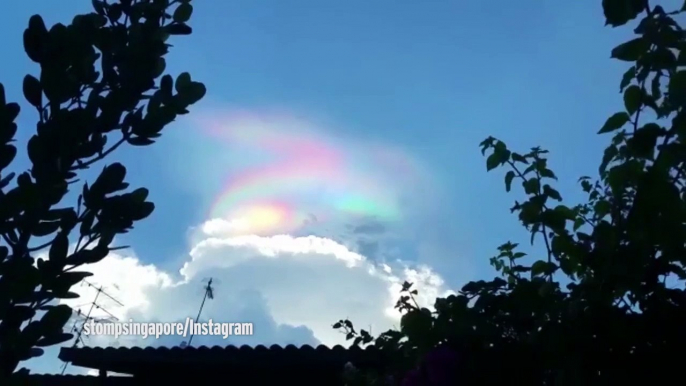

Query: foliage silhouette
[[337, 1, 686, 384], [0, 0, 204, 378]]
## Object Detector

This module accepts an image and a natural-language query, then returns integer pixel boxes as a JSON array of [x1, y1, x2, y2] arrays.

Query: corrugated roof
[[17, 374, 134, 385], [59, 344, 389, 375]]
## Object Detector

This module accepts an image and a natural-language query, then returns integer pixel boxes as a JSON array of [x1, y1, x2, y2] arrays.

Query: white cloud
[[24, 107, 465, 375], [201, 217, 250, 236], [85, 369, 131, 377], [60, 253, 175, 321], [59, 219, 454, 349]]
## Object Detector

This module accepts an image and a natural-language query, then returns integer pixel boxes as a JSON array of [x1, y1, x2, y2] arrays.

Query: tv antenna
[[60, 280, 123, 374], [184, 277, 217, 347]]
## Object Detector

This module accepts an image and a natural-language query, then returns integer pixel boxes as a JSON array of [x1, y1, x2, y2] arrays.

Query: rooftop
[[58, 344, 390, 380], [21, 374, 133, 386]]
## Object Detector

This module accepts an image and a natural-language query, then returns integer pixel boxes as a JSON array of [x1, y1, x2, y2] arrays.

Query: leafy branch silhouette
[[336, 1, 686, 384], [0, 0, 205, 378]]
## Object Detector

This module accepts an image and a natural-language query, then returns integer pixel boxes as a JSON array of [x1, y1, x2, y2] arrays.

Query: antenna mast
[[185, 278, 215, 347], [60, 280, 123, 374]]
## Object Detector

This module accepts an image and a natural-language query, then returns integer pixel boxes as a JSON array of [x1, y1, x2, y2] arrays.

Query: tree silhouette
[[0, 0, 204, 378], [337, 1, 686, 384]]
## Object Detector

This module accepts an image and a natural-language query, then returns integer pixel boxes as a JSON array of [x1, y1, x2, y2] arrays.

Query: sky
[[0, 0, 680, 376]]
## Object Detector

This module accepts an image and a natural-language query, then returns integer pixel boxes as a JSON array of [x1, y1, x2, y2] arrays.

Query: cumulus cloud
[[59, 219, 454, 351], [200, 217, 252, 237], [29, 107, 470, 377]]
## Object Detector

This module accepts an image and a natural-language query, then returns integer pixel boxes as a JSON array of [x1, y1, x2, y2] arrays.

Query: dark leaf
[[651, 48, 677, 70], [598, 112, 630, 134], [594, 200, 611, 218], [175, 72, 191, 93], [401, 281, 413, 291], [603, 0, 646, 27], [543, 185, 562, 201], [511, 153, 528, 164], [400, 310, 432, 341], [486, 153, 499, 171], [20, 348, 44, 361], [32, 221, 60, 237], [106, 3, 122, 22], [165, 23, 192, 35], [49, 232, 68, 263], [0, 122, 17, 143], [600, 145, 618, 173], [11, 306, 36, 321], [0, 144, 17, 170], [620, 66, 636, 91], [531, 260, 557, 277], [651, 73, 662, 101], [505, 171, 515, 192], [153, 58, 166, 78], [96, 163, 126, 193], [623, 85, 641, 115], [160, 75, 173, 97], [461, 281, 481, 293], [0, 246, 8, 262], [541, 208, 566, 231], [173, 3, 193, 23], [5, 101, 21, 122], [182, 82, 206, 105], [68, 246, 109, 265], [627, 122, 661, 158], [127, 136, 155, 146], [36, 333, 73, 347], [40, 304, 73, 333], [540, 168, 557, 180], [131, 188, 149, 202], [20, 321, 44, 346], [523, 178, 540, 195], [80, 210, 95, 236], [22, 75, 42, 108], [56, 271, 93, 288], [486, 145, 510, 172], [91, 0, 105, 15], [59, 209, 79, 231], [553, 205, 576, 220], [130, 201, 155, 221], [668, 71, 686, 105], [23, 15, 48, 63], [51, 291, 81, 299], [42, 208, 74, 221], [611, 38, 648, 61]]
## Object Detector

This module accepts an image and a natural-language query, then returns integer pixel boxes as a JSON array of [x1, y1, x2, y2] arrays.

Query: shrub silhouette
[[0, 0, 205, 378], [337, 1, 686, 384]]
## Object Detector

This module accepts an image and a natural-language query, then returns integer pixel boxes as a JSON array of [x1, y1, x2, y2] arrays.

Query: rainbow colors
[[219, 202, 306, 235], [196, 109, 425, 235]]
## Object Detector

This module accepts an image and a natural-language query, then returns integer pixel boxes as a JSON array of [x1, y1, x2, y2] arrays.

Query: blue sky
[[1, 0, 676, 376]]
